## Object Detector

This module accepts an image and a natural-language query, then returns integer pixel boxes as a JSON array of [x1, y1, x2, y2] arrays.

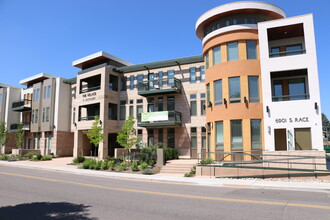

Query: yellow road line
[[1, 171, 329, 210]]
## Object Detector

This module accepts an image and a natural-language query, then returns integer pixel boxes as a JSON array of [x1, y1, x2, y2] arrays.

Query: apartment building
[[1, 1, 323, 159]]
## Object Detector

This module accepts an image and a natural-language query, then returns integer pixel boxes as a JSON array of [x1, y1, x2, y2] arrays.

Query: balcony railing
[[78, 115, 100, 121], [269, 49, 306, 58], [10, 122, 30, 131], [137, 78, 182, 96], [272, 94, 310, 102], [12, 99, 32, 112], [137, 111, 182, 127], [80, 85, 100, 94]]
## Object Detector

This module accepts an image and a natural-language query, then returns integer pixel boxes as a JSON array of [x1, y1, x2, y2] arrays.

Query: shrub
[[200, 158, 213, 165], [23, 152, 37, 159], [164, 148, 179, 161], [142, 168, 155, 175], [101, 160, 108, 170], [95, 161, 102, 170], [114, 165, 123, 172], [120, 161, 128, 171], [139, 145, 157, 165], [31, 154, 43, 161], [73, 156, 85, 164], [139, 162, 148, 171], [41, 156, 52, 161], [184, 172, 192, 177], [148, 160, 155, 166], [108, 160, 116, 170], [82, 159, 93, 169], [130, 161, 139, 171], [0, 154, 9, 161]]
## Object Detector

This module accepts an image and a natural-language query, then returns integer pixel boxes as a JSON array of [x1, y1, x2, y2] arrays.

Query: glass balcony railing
[[269, 49, 306, 58], [80, 85, 100, 94], [272, 94, 309, 102], [10, 122, 30, 131], [12, 99, 32, 112], [78, 115, 100, 121], [137, 78, 182, 96], [137, 111, 182, 127]]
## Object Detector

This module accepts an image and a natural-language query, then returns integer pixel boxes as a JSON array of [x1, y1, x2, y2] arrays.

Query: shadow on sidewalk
[[0, 202, 97, 220]]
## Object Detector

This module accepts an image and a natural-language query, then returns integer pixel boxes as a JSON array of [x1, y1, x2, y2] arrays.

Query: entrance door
[[274, 129, 287, 151], [108, 133, 121, 157]]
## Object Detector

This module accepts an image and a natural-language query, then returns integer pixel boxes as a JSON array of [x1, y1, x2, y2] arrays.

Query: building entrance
[[274, 129, 287, 151], [108, 133, 121, 157]]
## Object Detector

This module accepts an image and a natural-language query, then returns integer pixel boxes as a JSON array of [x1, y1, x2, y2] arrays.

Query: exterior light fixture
[[223, 98, 227, 105], [267, 126, 271, 134], [244, 96, 248, 104], [99, 120, 102, 126], [314, 102, 318, 110], [266, 106, 270, 113]]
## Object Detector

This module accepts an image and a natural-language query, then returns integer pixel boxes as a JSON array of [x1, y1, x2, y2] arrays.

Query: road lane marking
[[1, 171, 329, 210]]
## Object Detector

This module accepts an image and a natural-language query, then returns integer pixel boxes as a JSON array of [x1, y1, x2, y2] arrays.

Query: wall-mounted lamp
[[223, 98, 227, 105], [244, 96, 248, 104], [266, 106, 270, 113], [74, 122, 77, 127], [99, 120, 102, 126], [203, 104, 206, 110], [53, 125, 56, 130], [208, 101, 213, 108], [267, 126, 271, 134], [314, 102, 318, 110]]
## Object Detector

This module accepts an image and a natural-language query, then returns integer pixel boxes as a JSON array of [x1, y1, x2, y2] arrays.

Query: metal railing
[[80, 85, 100, 94], [78, 115, 99, 121], [10, 122, 30, 130], [272, 94, 310, 102], [138, 78, 182, 92], [12, 99, 32, 109], [269, 49, 306, 58], [137, 111, 182, 124]]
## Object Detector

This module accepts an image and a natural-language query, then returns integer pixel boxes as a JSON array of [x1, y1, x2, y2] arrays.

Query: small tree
[[15, 123, 25, 149], [117, 116, 139, 150], [0, 121, 9, 148], [86, 116, 104, 150]]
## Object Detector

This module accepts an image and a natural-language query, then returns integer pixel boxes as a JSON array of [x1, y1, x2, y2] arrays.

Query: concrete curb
[[1, 161, 330, 192]]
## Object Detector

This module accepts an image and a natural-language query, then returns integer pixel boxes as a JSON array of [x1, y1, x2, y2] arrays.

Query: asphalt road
[[0, 165, 329, 220]]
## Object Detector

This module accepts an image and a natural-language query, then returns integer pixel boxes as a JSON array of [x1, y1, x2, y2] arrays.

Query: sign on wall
[[142, 111, 168, 122]]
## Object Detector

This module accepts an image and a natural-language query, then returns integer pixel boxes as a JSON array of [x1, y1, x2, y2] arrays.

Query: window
[[225, 20, 230, 26], [231, 120, 242, 149], [46, 107, 49, 122], [213, 46, 221, 65], [227, 41, 239, 61], [201, 93, 206, 116], [288, 78, 307, 100], [158, 128, 163, 144], [47, 85, 51, 98], [214, 80, 223, 106], [109, 75, 118, 91], [35, 109, 38, 123], [0, 94, 2, 104], [190, 67, 196, 83], [216, 121, 224, 149], [148, 73, 154, 89], [129, 106, 134, 117], [286, 44, 303, 56], [137, 99, 143, 104], [167, 128, 175, 148], [270, 47, 280, 57], [251, 17, 257, 24], [190, 94, 197, 116], [137, 74, 144, 89], [129, 76, 134, 90], [202, 127, 206, 149], [120, 77, 127, 91], [157, 97, 163, 111], [148, 129, 154, 146], [200, 66, 205, 82], [31, 110, 35, 124], [158, 71, 163, 87], [136, 105, 143, 122], [120, 100, 126, 120], [191, 127, 197, 149], [147, 98, 154, 112], [246, 41, 257, 59], [244, 18, 249, 24], [229, 77, 240, 103], [205, 53, 209, 69], [167, 70, 175, 86], [232, 19, 237, 25], [295, 128, 312, 150], [42, 108, 45, 122], [167, 96, 175, 111], [206, 84, 210, 107], [207, 123, 211, 152], [43, 87, 47, 99], [248, 76, 259, 102], [251, 119, 261, 149], [108, 103, 118, 120]]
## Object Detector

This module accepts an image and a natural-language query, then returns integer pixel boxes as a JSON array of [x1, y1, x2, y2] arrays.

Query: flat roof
[[63, 77, 77, 85], [0, 83, 21, 89], [72, 51, 133, 68], [115, 55, 203, 73], [20, 73, 58, 86]]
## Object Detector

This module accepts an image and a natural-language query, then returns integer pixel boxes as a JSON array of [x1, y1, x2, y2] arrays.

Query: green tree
[[0, 121, 9, 148], [15, 123, 25, 149], [116, 116, 139, 150], [322, 113, 330, 127], [86, 116, 104, 148]]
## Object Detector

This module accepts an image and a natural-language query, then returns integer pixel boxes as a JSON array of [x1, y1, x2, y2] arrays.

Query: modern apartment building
[[0, 1, 324, 159]]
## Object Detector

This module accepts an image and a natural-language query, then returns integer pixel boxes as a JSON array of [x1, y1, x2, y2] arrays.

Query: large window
[[136, 105, 143, 122], [167, 70, 175, 86], [216, 121, 224, 149], [205, 53, 209, 69], [191, 127, 197, 149], [190, 67, 196, 83], [246, 41, 257, 59], [46, 107, 49, 122], [213, 46, 221, 65], [248, 76, 259, 102], [206, 84, 210, 107], [158, 71, 163, 87], [120, 77, 127, 91], [137, 74, 144, 90], [120, 100, 126, 120], [231, 120, 242, 149], [129, 76, 134, 90], [251, 119, 261, 149], [190, 94, 197, 116], [200, 66, 205, 82], [109, 75, 118, 91], [227, 42, 238, 61], [200, 93, 206, 116], [47, 85, 51, 98], [229, 77, 240, 103], [167, 96, 175, 111], [214, 80, 223, 106], [108, 103, 118, 120]]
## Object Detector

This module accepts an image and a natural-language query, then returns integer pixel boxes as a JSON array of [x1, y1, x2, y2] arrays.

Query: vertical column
[[73, 130, 83, 157]]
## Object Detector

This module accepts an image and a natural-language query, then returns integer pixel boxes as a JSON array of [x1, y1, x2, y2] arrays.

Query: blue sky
[[1, 0, 330, 116]]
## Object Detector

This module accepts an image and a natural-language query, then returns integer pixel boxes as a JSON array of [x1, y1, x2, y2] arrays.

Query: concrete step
[[158, 159, 197, 176]]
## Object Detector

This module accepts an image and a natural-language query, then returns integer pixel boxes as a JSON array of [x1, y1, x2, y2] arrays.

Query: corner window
[[246, 41, 257, 59], [109, 75, 118, 91], [108, 103, 118, 120], [227, 42, 238, 61], [205, 53, 209, 69], [212, 46, 221, 65], [214, 80, 223, 106], [229, 77, 240, 103]]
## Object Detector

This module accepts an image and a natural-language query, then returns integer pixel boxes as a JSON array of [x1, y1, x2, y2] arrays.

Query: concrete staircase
[[156, 159, 198, 177]]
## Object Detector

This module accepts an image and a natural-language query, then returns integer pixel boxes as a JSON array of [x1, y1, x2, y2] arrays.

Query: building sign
[[82, 92, 96, 102], [275, 117, 309, 123], [142, 111, 168, 122]]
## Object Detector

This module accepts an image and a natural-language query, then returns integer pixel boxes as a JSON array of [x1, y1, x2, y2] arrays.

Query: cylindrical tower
[[195, 1, 285, 160]]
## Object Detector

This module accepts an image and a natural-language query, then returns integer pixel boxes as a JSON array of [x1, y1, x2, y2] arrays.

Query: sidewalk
[[1, 157, 330, 192]]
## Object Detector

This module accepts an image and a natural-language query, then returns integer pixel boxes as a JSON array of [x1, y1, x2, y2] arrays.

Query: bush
[[108, 160, 116, 170], [0, 154, 9, 161], [164, 148, 179, 161], [73, 156, 85, 164], [148, 160, 155, 166], [101, 160, 108, 170], [139, 162, 148, 171], [184, 172, 192, 177], [130, 161, 139, 171], [23, 152, 37, 159], [31, 154, 43, 161], [41, 156, 52, 161], [139, 145, 157, 165], [142, 168, 155, 175], [120, 161, 128, 171], [82, 159, 94, 169], [114, 165, 123, 172], [95, 161, 102, 170], [200, 158, 213, 165]]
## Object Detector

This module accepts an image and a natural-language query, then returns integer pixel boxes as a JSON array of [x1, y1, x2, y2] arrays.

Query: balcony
[[269, 48, 306, 58], [10, 122, 30, 131], [12, 99, 32, 112], [78, 115, 100, 121], [137, 111, 182, 127], [137, 78, 182, 97], [80, 85, 100, 94]]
